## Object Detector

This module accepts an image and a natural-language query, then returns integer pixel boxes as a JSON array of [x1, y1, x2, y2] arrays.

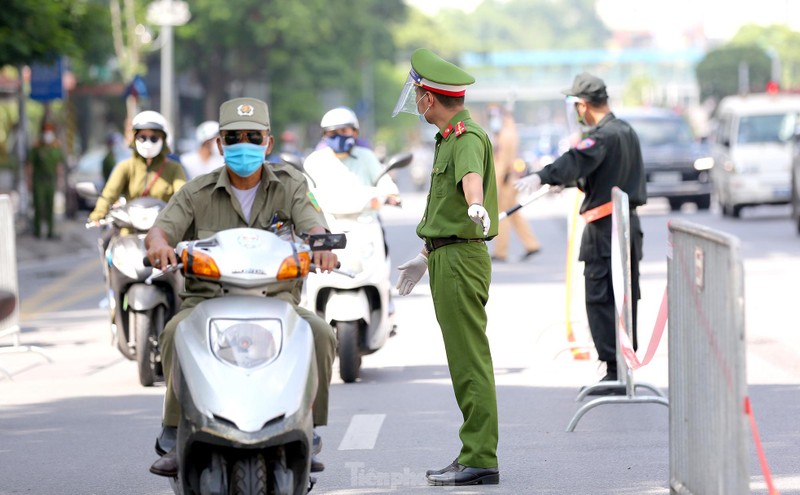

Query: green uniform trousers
[[428, 241, 498, 468], [159, 294, 336, 429], [32, 181, 56, 238]]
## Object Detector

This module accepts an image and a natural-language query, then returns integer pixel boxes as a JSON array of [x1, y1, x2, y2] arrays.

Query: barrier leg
[[566, 395, 669, 432]]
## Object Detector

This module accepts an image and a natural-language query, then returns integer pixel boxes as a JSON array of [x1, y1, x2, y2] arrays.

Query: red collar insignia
[[441, 123, 454, 139], [455, 121, 466, 137]]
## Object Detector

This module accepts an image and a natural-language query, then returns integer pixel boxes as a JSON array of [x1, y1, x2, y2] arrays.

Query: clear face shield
[[564, 96, 590, 136], [392, 69, 424, 117]]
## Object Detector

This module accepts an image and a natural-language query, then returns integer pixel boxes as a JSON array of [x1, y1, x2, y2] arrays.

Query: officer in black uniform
[[515, 72, 646, 389]]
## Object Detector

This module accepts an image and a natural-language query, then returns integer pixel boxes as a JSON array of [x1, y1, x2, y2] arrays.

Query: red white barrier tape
[[745, 397, 780, 495], [617, 287, 668, 370]]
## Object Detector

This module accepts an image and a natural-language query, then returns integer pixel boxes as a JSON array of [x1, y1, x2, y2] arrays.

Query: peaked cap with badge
[[562, 72, 608, 103], [392, 48, 475, 117], [219, 97, 271, 131]]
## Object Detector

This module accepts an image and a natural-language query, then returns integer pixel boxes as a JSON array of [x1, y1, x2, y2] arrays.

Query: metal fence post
[[566, 187, 668, 432], [668, 220, 748, 494]]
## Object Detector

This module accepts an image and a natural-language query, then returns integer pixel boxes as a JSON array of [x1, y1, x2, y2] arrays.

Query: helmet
[[320, 107, 359, 132], [195, 120, 220, 143], [132, 110, 168, 134]]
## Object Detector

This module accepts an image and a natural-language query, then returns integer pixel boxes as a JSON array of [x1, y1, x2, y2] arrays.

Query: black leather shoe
[[520, 248, 540, 261], [311, 455, 325, 473], [426, 463, 499, 486], [426, 459, 459, 476], [150, 449, 178, 477]]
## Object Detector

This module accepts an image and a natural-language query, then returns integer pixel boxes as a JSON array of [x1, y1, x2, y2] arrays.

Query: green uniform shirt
[[417, 109, 499, 240], [90, 154, 186, 221], [154, 163, 329, 301], [30, 145, 64, 183]]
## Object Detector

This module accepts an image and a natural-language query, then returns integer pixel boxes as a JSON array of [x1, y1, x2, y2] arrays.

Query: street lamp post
[[146, 0, 190, 143]]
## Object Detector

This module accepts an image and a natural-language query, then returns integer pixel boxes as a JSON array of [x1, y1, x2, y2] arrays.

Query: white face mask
[[43, 131, 55, 144], [135, 138, 164, 159]]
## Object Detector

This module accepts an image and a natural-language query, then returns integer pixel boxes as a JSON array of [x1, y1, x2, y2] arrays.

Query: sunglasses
[[222, 131, 266, 146], [136, 135, 162, 144]]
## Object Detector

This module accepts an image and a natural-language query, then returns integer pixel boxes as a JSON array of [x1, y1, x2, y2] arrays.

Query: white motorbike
[[282, 152, 412, 383], [150, 228, 346, 495]]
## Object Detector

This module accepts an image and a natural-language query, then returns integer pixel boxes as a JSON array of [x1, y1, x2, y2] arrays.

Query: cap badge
[[237, 104, 254, 116]]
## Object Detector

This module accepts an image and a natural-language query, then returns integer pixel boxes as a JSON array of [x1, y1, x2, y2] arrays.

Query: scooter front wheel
[[135, 306, 164, 387], [336, 321, 362, 383], [230, 453, 268, 495]]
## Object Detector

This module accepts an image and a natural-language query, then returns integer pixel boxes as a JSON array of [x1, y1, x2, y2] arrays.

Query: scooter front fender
[[324, 289, 370, 324], [126, 283, 169, 311]]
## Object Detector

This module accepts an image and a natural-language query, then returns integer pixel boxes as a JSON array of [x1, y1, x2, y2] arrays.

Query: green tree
[[175, 0, 407, 136], [730, 24, 800, 91], [695, 45, 771, 102]]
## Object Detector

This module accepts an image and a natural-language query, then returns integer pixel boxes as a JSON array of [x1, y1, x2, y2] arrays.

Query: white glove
[[467, 203, 490, 236], [396, 253, 428, 296], [514, 173, 542, 196]]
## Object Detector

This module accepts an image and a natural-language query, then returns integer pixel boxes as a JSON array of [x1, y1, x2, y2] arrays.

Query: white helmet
[[195, 120, 220, 143], [320, 107, 359, 131], [132, 110, 168, 134]]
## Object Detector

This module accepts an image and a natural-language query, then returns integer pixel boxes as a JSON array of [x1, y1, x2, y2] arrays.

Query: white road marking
[[337, 414, 386, 450]]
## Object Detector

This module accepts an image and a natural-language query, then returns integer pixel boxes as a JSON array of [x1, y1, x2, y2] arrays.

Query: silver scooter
[[154, 228, 345, 495]]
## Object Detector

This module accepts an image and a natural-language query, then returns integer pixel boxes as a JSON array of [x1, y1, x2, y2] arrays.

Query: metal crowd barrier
[[566, 187, 668, 432], [0, 194, 51, 379], [667, 220, 748, 494]]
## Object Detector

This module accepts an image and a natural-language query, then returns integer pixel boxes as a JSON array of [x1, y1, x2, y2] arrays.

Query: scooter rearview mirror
[[280, 153, 305, 173], [374, 152, 413, 186], [308, 233, 347, 251]]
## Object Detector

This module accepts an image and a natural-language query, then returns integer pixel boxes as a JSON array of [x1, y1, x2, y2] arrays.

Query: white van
[[710, 92, 800, 217]]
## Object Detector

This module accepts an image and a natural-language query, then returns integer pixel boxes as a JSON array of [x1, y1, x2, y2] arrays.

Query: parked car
[[710, 93, 800, 218], [791, 122, 800, 233], [616, 108, 713, 211], [66, 144, 131, 218], [517, 123, 570, 172]]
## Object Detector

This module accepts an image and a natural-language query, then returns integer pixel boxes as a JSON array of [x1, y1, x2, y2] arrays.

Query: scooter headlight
[[128, 204, 161, 231], [209, 319, 282, 369]]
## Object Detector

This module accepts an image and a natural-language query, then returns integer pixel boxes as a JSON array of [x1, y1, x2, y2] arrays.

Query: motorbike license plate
[[650, 172, 682, 184]]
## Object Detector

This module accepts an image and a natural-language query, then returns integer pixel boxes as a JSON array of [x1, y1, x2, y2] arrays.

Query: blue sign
[[30, 58, 64, 101], [125, 75, 149, 99]]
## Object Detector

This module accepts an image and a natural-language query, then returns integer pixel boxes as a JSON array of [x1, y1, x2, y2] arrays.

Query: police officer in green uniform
[[393, 48, 500, 486], [515, 73, 647, 391], [27, 122, 65, 239], [145, 98, 338, 477]]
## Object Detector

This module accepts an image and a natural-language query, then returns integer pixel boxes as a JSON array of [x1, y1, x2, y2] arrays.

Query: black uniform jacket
[[536, 112, 647, 261]]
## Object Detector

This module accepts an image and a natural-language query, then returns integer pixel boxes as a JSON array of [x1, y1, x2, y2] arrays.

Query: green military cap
[[562, 72, 608, 103], [219, 97, 270, 131], [410, 48, 475, 96]]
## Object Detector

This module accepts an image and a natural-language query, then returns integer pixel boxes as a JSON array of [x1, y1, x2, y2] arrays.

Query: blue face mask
[[324, 134, 356, 154], [223, 143, 267, 177]]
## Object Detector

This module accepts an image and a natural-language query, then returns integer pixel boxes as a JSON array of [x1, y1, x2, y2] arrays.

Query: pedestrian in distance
[[489, 105, 541, 262], [145, 97, 337, 478], [392, 48, 500, 487], [180, 120, 225, 180], [515, 72, 647, 392], [26, 122, 65, 239]]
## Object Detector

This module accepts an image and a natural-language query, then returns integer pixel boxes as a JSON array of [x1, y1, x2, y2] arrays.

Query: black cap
[[562, 72, 608, 102]]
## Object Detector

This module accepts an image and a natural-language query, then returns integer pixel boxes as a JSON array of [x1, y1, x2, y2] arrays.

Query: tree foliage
[[174, 0, 407, 131], [730, 24, 800, 91], [0, 0, 111, 69], [696, 45, 771, 102]]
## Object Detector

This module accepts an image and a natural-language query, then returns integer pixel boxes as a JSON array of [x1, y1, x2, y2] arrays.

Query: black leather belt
[[425, 237, 484, 253]]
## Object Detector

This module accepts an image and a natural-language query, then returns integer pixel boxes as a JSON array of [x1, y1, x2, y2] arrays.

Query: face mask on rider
[[43, 131, 55, 144], [135, 136, 164, 159], [223, 143, 267, 177], [324, 134, 356, 154]]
